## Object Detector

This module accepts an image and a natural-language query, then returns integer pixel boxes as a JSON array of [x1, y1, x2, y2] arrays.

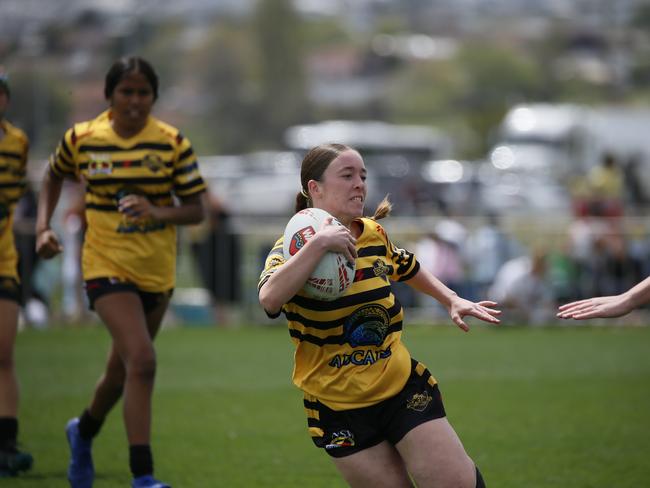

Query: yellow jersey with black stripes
[[259, 217, 428, 411], [49, 110, 206, 291], [0, 120, 28, 279]]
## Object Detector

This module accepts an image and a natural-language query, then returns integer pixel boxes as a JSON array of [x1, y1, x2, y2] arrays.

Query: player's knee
[[127, 349, 157, 382], [475, 466, 486, 488], [0, 353, 14, 372]]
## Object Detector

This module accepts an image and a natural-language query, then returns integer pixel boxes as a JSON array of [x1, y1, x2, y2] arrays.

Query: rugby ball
[[283, 208, 356, 301]]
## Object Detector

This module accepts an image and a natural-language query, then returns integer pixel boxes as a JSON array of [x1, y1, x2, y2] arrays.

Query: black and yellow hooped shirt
[[0, 119, 28, 279], [259, 217, 428, 411], [50, 110, 206, 292]]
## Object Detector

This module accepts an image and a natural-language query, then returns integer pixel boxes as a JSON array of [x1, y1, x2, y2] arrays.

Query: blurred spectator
[[414, 218, 467, 313], [415, 231, 464, 292], [567, 206, 614, 299], [189, 191, 240, 326], [464, 212, 522, 301], [546, 239, 579, 304], [623, 152, 648, 210], [488, 249, 555, 325], [587, 152, 624, 217], [12, 182, 48, 328], [60, 181, 86, 323], [594, 234, 644, 297]]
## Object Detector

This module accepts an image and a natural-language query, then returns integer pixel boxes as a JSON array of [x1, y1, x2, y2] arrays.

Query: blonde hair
[[370, 194, 392, 220]]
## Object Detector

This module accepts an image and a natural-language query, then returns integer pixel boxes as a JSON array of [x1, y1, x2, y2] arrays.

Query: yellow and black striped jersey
[[0, 120, 28, 279], [259, 217, 430, 411], [49, 110, 206, 291]]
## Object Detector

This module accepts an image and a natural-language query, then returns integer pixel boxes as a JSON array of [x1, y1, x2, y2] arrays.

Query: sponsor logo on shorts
[[406, 391, 432, 412], [325, 430, 355, 450]]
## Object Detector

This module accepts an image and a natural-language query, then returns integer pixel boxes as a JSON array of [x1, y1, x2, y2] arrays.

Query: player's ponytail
[[370, 195, 392, 221], [295, 189, 310, 212]]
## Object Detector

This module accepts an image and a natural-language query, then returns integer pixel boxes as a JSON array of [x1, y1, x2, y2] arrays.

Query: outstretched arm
[[557, 276, 650, 320], [35, 168, 64, 259], [407, 267, 501, 332]]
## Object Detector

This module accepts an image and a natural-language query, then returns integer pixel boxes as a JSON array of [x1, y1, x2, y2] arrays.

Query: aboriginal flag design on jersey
[[0, 120, 28, 279], [50, 110, 206, 292], [259, 218, 430, 411]]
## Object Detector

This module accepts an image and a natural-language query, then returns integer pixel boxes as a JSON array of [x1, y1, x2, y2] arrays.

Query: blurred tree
[[454, 42, 545, 156], [252, 0, 309, 147], [190, 22, 259, 153], [385, 42, 544, 157], [8, 68, 70, 159]]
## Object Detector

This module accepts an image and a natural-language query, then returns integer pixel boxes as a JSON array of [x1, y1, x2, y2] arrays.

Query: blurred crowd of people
[[404, 151, 650, 325]]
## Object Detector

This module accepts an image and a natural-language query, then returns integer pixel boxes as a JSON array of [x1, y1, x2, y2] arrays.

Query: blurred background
[[3, 0, 650, 327]]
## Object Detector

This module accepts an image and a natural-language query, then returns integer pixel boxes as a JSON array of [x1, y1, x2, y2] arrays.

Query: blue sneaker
[[131, 475, 171, 488], [0, 447, 33, 477], [65, 418, 94, 488]]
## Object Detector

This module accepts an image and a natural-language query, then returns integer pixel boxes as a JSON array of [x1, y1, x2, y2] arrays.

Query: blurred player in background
[[258, 143, 500, 488], [0, 72, 33, 478], [558, 276, 650, 320], [36, 57, 206, 488]]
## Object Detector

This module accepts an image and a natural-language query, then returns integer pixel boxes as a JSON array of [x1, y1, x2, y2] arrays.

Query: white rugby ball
[[283, 208, 356, 301]]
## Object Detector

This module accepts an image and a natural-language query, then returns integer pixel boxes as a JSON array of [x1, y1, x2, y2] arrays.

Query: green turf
[[11, 323, 650, 487]]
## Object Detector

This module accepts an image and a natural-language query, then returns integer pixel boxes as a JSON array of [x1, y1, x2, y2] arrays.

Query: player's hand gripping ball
[[283, 208, 356, 301]]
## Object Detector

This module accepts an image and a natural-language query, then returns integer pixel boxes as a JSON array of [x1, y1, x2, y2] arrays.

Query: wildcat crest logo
[[372, 259, 391, 279], [288, 226, 316, 256], [142, 153, 164, 173], [406, 391, 432, 412]]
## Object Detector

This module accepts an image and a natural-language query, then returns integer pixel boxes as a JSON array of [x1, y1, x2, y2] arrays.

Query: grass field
[[11, 322, 650, 487]]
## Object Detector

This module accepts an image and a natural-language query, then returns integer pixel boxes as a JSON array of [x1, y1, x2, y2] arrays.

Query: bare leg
[[396, 417, 476, 488], [91, 292, 168, 445], [331, 441, 414, 488], [0, 299, 20, 419]]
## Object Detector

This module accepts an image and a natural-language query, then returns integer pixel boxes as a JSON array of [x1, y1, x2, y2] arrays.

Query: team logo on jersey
[[325, 430, 355, 450], [372, 259, 391, 279], [344, 303, 390, 347], [142, 153, 164, 173], [88, 153, 113, 175], [288, 226, 316, 256], [406, 391, 432, 412]]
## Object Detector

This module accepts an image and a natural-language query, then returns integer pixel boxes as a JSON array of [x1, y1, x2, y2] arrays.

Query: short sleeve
[[172, 134, 206, 198], [49, 128, 78, 179]]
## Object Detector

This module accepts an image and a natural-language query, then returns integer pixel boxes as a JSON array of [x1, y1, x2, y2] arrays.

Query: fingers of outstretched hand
[[451, 314, 469, 332], [557, 298, 599, 316], [36, 231, 63, 258]]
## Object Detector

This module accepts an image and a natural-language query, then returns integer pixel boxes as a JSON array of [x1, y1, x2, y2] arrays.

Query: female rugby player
[[0, 73, 33, 478], [259, 143, 500, 487], [36, 57, 206, 488]]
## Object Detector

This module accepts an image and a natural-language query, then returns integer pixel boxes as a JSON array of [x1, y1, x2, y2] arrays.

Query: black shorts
[[305, 359, 446, 458], [84, 277, 173, 314], [0, 276, 22, 305]]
